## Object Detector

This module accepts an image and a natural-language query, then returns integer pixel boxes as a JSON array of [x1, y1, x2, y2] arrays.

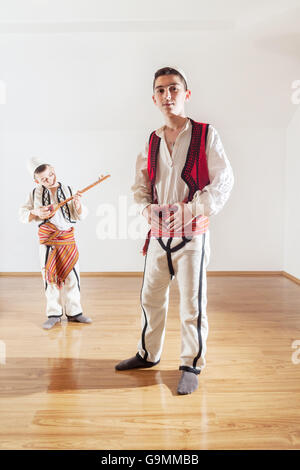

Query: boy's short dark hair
[[34, 164, 50, 177], [153, 67, 188, 91]]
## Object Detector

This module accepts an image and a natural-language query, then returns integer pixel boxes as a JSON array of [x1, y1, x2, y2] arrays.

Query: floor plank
[[0, 275, 300, 450]]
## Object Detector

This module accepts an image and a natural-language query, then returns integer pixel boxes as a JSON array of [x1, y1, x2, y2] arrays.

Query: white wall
[[0, 2, 299, 272], [284, 106, 300, 279]]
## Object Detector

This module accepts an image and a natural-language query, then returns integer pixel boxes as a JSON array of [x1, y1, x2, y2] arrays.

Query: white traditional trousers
[[138, 231, 210, 373], [39, 245, 83, 318]]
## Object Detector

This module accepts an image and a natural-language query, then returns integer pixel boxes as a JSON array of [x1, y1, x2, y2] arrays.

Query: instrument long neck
[[55, 175, 110, 210]]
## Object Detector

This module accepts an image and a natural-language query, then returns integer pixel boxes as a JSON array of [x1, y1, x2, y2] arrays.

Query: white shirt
[[131, 118, 234, 248]]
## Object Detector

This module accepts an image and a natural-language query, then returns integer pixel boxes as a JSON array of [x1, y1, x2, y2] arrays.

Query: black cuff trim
[[48, 314, 63, 318], [66, 312, 82, 319], [136, 352, 160, 366], [179, 365, 201, 375]]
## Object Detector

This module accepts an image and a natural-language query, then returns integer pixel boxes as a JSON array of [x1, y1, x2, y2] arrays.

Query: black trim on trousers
[[179, 365, 201, 375], [66, 312, 83, 319], [73, 267, 80, 292], [192, 232, 206, 369], [48, 314, 63, 318], [44, 245, 51, 291], [157, 237, 192, 279], [136, 352, 160, 366], [140, 247, 149, 361]]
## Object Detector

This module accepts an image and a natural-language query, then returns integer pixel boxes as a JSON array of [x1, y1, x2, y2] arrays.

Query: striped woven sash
[[38, 222, 79, 289], [150, 212, 209, 238], [142, 205, 209, 256]]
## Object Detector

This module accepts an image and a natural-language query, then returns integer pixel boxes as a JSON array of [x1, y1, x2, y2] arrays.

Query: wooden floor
[[0, 274, 300, 450]]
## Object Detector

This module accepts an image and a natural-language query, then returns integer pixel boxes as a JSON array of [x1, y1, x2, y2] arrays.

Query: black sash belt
[[157, 237, 192, 280]]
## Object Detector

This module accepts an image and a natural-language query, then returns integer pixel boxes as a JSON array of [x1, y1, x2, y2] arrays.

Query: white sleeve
[[19, 191, 35, 223], [187, 125, 234, 217], [73, 202, 89, 221], [131, 140, 152, 215]]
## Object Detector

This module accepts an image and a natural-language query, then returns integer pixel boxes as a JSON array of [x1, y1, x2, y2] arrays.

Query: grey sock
[[115, 354, 158, 371], [177, 371, 199, 395], [42, 317, 61, 330], [67, 314, 92, 323]]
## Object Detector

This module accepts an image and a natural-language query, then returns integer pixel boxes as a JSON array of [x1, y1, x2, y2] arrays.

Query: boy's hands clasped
[[142, 202, 193, 233]]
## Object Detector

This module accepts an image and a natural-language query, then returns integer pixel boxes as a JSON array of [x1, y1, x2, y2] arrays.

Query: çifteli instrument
[[47, 174, 110, 217]]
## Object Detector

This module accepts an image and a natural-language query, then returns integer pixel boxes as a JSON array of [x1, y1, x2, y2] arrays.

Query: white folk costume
[[132, 118, 234, 374], [19, 179, 88, 319]]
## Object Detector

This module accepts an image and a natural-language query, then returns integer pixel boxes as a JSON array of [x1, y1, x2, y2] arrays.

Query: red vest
[[142, 119, 210, 255], [147, 119, 210, 203]]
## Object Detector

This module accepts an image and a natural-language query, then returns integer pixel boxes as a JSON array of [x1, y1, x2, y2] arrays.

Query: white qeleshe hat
[[27, 157, 46, 177], [169, 66, 188, 88], [155, 66, 188, 89]]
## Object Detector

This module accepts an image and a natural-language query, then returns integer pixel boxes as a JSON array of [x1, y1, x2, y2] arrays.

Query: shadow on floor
[[0, 357, 182, 397]]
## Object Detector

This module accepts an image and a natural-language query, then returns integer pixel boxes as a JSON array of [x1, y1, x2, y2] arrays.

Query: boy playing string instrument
[[19, 158, 92, 329], [115, 67, 234, 395]]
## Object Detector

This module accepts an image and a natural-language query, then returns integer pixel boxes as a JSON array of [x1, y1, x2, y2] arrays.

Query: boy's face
[[152, 74, 191, 117], [34, 165, 57, 188]]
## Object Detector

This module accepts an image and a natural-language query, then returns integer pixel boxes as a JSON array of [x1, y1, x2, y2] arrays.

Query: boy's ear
[[152, 95, 157, 105]]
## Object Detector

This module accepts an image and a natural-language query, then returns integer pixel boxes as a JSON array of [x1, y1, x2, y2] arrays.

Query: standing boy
[[19, 158, 92, 329], [116, 67, 234, 395]]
